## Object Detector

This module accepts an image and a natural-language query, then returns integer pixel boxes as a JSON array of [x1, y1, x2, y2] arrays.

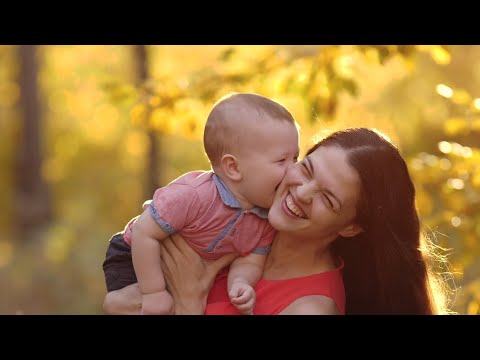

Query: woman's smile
[[284, 193, 307, 219]]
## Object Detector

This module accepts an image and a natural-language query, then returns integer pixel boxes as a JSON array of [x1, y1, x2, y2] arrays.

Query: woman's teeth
[[286, 194, 306, 219]]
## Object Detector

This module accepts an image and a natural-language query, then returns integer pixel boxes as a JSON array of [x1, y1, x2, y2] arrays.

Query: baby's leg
[[103, 232, 138, 292]]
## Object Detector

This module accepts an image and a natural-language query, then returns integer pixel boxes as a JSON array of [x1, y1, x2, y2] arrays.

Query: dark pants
[[102, 232, 137, 292]]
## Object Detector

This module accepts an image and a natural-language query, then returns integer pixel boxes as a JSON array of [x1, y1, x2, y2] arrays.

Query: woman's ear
[[220, 154, 242, 181], [338, 224, 363, 238]]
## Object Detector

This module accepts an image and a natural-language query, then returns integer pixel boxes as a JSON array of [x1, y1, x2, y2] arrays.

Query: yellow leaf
[[451, 88, 472, 105], [471, 118, 480, 131], [125, 131, 149, 157], [130, 103, 148, 126], [467, 300, 479, 315], [430, 46, 451, 65], [149, 108, 176, 135], [472, 172, 480, 188], [149, 96, 162, 107], [444, 117, 468, 136]]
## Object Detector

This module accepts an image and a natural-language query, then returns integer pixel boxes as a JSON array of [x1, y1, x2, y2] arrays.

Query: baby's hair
[[204, 92, 298, 167]]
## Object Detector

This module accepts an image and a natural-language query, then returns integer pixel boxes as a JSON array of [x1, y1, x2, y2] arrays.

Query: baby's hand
[[141, 290, 174, 315], [229, 282, 256, 315]]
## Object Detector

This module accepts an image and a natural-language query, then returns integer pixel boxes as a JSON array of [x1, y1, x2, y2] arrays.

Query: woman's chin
[[268, 208, 290, 231]]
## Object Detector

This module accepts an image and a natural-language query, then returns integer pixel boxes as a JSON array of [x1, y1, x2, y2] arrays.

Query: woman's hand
[[160, 234, 238, 314]]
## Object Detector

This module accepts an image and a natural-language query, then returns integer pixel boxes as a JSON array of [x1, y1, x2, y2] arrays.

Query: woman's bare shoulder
[[279, 295, 340, 315]]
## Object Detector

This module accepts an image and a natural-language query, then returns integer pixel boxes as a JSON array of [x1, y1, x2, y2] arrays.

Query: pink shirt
[[123, 171, 275, 260]]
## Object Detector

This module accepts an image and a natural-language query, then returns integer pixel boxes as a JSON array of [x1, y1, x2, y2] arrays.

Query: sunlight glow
[[439, 158, 451, 170], [461, 146, 473, 158], [423, 154, 438, 166], [451, 216, 462, 227], [448, 142, 464, 156], [336, 55, 355, 77], [431, 46, 451, 65], [447, 142, 473, 158], [448, 178, 465, 190], [436, 84, 453, 98], [438, 141, 452, 154], [473, 98, 480, 110], [410, 158, 424, 171]]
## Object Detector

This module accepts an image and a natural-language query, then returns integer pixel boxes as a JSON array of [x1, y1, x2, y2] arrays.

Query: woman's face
[[268, 144, 362, 240]]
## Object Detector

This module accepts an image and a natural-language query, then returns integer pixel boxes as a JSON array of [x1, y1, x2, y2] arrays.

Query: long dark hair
[[307, 128, 451, 314]]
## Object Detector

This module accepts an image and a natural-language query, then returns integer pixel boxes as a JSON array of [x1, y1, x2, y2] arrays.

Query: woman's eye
[[301, 162, 310, 174], [323, 194, 333, 208]]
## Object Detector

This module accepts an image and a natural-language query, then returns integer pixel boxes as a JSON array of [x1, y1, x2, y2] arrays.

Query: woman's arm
[[160, 234, 238, 314]]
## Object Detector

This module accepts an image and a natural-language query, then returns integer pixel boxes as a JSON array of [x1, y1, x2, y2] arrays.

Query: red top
[[205, 260, 345, 315]]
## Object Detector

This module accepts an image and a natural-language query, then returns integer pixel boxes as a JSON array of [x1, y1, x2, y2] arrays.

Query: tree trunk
[[14, 45, 51, 241], [134, 45, 160, 200]]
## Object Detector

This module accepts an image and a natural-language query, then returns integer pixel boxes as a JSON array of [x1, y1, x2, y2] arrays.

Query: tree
[[134, 45, 160, 199], [14, 45, 51, 241]]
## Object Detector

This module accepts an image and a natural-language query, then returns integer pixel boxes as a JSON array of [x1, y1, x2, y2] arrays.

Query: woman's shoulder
[[279, 295, 340, 315], [254, 263, 345, 315]]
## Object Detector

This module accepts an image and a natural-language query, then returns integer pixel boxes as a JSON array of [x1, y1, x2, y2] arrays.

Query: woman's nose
[[296, 181, 313, 204]]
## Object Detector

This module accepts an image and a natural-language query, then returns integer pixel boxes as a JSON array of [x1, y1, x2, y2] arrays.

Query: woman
[[104, 128, 452, 315]]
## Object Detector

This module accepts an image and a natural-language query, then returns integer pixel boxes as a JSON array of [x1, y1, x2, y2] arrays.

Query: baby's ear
[[338, 223, 363, 238], [220, 154, 242, 181]]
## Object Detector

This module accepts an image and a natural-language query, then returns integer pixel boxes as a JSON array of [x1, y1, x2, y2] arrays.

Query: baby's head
[[204, 93, 299, 209]]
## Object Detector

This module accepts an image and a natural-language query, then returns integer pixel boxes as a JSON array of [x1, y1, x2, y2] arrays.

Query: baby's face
[[236, 120, 299, 209]]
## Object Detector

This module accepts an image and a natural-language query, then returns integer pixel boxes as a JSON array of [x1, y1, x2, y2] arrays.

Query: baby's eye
[[277, 159, 286, 163]]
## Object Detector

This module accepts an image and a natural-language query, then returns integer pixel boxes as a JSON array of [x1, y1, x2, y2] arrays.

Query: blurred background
[[0, 45, 479, 314]]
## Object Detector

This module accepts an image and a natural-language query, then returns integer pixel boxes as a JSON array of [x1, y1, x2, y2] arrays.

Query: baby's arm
[[227, 253, 266, 315], [131, 208, 173, 314]]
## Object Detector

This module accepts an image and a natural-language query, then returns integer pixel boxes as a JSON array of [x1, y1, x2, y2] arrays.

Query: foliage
[[0, 45, 478, 314], [409, 85, 480, 314]]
